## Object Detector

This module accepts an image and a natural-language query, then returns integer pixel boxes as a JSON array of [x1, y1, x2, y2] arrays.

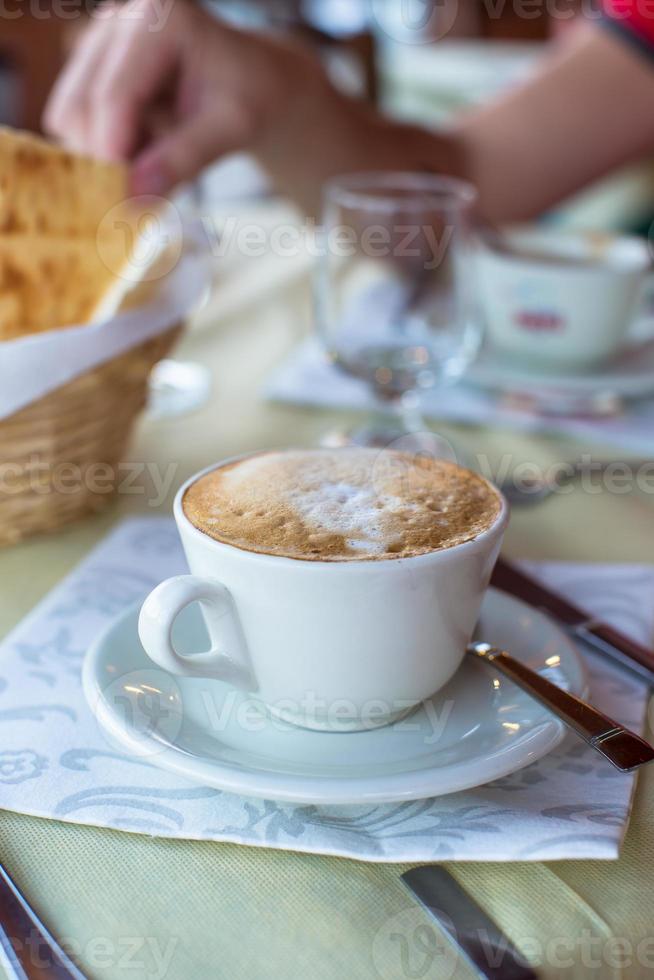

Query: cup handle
[[138, 575, 256, 692]]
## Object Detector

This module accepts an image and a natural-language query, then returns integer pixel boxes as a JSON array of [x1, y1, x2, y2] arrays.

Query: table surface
[[1, 213, 654, 980]]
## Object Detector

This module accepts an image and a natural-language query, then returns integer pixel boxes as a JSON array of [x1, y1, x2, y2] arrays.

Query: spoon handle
[[468, 642, 654, 772]]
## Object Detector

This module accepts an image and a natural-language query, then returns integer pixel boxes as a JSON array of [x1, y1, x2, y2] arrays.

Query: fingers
[[130, 104, 250, 195], [89, 20, 178, 161], [43, 11, 114, 152], [44, 0, 181, 162], [44, 0, 273, 194]]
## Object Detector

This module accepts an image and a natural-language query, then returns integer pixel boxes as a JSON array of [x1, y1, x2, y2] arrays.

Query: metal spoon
[[497, 458, 649, 507], [469, 641, 654, 771]]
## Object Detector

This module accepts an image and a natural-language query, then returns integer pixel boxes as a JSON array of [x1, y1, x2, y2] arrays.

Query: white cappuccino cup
[[138, 456, 508, 732]]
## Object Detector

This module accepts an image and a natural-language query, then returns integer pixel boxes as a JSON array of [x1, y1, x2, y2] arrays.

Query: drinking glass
[[315, 172, 481, 447]]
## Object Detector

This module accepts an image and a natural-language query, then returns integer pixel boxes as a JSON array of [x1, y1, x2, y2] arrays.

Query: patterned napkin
[[266, 338, 654, 456], [0, 518, 651, 863]]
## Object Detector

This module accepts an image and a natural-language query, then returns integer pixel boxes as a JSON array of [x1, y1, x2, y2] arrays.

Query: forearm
[[454, 23, 654, 222], [258, 21, 654, 223], [253, 64, 464, 216], [47, 0, 654, 219]]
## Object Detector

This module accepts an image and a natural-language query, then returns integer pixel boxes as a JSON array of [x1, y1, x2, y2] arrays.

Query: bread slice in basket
[[0, 127, 138, 338]]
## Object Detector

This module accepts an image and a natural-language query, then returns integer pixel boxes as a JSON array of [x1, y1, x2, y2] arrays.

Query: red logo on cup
[[514, 310, 564, 332]]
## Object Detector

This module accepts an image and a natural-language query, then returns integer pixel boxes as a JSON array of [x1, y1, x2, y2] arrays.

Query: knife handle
[[491, 557, 654, 685], [469, 643, 654, 772], [575, 621, 654, 683]]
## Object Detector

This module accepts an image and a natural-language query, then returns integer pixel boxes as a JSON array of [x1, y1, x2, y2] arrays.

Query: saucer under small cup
[[83, 587, 586, 805], [468, 319, 654, 410]]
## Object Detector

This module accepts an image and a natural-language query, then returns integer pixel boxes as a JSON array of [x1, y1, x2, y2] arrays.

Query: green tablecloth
[[1, 235, 653, 980]]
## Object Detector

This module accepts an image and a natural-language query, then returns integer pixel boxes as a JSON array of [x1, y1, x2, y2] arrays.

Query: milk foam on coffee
[[182, 449, 502, 561]]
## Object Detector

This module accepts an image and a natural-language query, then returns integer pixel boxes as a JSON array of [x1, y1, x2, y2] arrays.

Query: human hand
[[44, 0, 319, 196]]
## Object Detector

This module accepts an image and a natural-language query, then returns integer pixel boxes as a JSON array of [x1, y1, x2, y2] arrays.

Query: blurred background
[[6, 0, 654, 233]]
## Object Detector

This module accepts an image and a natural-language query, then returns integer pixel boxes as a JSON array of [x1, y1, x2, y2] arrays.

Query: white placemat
[[266, 338, 654, 456], [0, 518, 651, 862]]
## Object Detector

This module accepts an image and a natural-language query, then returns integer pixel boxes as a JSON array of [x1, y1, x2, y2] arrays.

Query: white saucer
[[83, 588, 586, 805], [469, 321, 654, 400]]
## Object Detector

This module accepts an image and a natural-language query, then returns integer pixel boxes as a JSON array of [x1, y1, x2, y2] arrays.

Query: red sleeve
[[604, 0, 654, 51]]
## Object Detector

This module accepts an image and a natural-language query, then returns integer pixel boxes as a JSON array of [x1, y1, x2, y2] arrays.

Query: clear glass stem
[[321, 382, 458, 463], [340, 388, 430, 448]]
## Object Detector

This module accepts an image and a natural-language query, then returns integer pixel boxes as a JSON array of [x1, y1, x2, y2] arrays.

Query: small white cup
[[477, 228, 653, 370], [138, 457, 508, 732]]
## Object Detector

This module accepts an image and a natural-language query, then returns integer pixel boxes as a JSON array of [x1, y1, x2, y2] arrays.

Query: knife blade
[[0, 861, 87, 980], [402, 866, 538, 979], [491, 558, 654, 684]]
